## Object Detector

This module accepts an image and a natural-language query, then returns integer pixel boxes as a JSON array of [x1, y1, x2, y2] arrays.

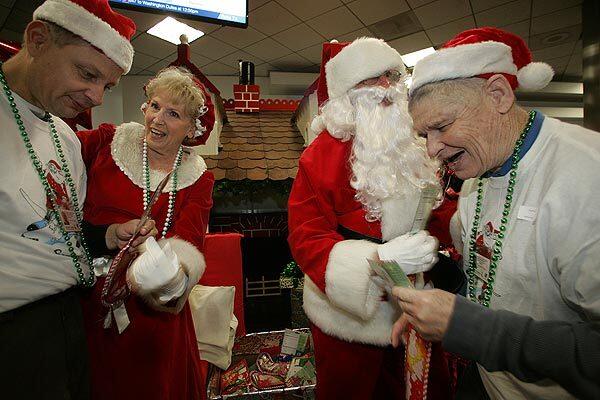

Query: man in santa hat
[[288, 37, 451, 399], [0, 1, 155, 398], [391, 27, 600, 400]]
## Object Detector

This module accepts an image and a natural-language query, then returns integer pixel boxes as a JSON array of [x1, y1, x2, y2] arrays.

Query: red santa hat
[[33, 0, 135, 73], [410, 27, 554, 95], [325, 37, 406, 100], [186, 77, 215, 146]]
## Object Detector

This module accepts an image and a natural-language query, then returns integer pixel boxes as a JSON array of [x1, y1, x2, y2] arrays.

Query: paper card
[[281, 329, 303, 356], [113, 303, 130, 334]]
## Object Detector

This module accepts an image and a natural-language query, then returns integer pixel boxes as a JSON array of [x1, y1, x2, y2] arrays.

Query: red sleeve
[[167, 170, 215, 252], [76, 123, 116, 170], [287, 156, 344, 293]]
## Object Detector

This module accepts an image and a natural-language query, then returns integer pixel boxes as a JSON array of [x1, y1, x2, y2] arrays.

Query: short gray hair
[[408, 77, 485, 110], [23, 20, 88, 48]]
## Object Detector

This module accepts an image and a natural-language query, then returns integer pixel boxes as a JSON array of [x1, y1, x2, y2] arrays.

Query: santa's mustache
[[348, 84, 406, 107]]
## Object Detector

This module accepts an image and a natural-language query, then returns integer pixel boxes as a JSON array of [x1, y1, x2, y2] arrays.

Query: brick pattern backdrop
[[233, 84, 260, 113]]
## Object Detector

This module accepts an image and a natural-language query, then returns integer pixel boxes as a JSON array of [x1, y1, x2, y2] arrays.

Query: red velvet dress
[[77, 123, 214, 400]]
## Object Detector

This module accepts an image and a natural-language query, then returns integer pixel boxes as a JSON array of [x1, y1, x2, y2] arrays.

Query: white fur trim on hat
[[326, 37, 406, 99], [34, 0, 134, 73], [410, 41, 517, 95], [517, 61, 554, 91]]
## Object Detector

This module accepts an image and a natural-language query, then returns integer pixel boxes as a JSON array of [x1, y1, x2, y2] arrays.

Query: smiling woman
[[75, 67, 216, 400]]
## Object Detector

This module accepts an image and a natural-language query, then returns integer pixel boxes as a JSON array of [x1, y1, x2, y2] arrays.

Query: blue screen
[[110, 0, 247, 26]]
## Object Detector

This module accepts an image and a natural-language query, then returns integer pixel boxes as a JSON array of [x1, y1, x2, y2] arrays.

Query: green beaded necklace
[[0, 62, 94, 287], [466, 110, 536, 307]]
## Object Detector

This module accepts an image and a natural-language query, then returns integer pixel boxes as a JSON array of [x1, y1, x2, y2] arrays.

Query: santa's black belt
[[337, 225, 383, 244], [337, 224, 465, 294]]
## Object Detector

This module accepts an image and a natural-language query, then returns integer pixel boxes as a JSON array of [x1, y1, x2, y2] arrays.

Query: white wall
[[92, 72, 318, 128]]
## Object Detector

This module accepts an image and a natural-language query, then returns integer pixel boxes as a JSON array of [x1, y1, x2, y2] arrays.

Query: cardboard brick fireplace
[[210, 212, 292, 332], [233, 84, 260, 113]]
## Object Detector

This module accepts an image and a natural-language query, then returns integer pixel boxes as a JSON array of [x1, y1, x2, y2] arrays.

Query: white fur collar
[[111, 122, 207, 192]]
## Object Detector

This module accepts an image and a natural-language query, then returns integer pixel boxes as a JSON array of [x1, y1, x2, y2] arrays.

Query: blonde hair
[[145, 67, 206, 120]]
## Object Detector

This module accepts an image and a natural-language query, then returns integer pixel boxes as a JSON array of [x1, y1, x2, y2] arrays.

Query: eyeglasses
[[358, 69, 403, 86]]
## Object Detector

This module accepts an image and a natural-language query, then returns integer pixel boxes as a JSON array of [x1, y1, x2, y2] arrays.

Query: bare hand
[[106, 219, 158, 250], [390, 287, 456, 346]]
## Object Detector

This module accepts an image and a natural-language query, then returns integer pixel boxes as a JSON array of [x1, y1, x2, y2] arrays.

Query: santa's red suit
[[77, 123, 213, 400], [288, 130, 452, 399]]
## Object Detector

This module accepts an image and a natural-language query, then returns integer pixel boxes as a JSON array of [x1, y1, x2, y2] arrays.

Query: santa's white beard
[[318, 84, 439, 221]]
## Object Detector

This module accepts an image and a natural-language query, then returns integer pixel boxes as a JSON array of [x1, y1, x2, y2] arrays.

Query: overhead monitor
[[109, 0, 248, 28]]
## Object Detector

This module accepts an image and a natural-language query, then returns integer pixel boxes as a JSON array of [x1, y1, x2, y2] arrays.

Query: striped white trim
[[410, 41, 516, 95], [34, 0, 133, 73]]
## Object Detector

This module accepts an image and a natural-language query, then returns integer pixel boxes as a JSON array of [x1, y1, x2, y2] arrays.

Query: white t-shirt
[[0, 89, 89, 312], [457, 116, 600, 399]]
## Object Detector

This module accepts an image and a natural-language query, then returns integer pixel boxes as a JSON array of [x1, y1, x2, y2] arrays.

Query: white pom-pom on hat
[[517, 62, 554, 91]]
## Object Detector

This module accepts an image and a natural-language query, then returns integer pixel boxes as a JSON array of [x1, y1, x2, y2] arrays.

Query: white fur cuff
[[324, 240, 383, 320]]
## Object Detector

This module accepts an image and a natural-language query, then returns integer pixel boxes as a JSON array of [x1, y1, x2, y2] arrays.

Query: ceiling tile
[[272, 24, 325, 52], [181, 19, 221, 35], [3, 8, 31, 33], [0, 6, 9, 26], [190, 36, 237, 60], [211, 26, 266, 48], [297, 43, 325, 64], [14, 0, 41, 12], [270, 53, 312, 71], [469, 0, 513, 13], [413, 0, 472, 29], [337, 27, 376, 42], [546, 55, 571, 71], [563, 53, 582, 79], [137, 70, 155, 76], [277, 0, 343, 20], [406, 0, 435, 7], [531, 42, 576, 61], [0, 28, 21, 43], [245, 38, 293, 62], [249, 0, 271, 11], [573, 40, 582, 55], [306, 6, 364, 40], [475, 0, 531, 27], [145, 58, 174, 74], [426, 16, 475, 45], [528, 24, 581, 51], [254, 63, 279, 77], [250, 1, 301, 35], [368, 10, 423, 41], [388, 31, 432, 54], [500, 20, 530, 38], [0, 0, 15, 7], [132, 33, 177, 59], [347, 0, 410, 25], [532, 0, 582, 17], [131, 52, 160, 71], [218, 50, 265, 70], [531, 6, 582, 36], [201, 61, 238, 76], [189, 52, 213, 67]]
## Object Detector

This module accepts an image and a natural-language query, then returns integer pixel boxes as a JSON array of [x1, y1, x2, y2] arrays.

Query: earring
[[140, 102, 148, 113]]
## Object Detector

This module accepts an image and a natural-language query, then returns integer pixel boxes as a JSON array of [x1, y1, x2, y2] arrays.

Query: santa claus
[[288, 37, 452, 399]]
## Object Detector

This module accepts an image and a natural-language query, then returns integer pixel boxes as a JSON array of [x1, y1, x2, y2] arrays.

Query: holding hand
[[377, 230, 439, 274], [106, 219, 158, 250], [127, 237, 188, 304], [390, 287, 456, 346]]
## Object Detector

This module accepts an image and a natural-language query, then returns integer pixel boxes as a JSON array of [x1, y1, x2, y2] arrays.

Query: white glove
[[377, 230, 439, 275], [129, 237, 188, 303]]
